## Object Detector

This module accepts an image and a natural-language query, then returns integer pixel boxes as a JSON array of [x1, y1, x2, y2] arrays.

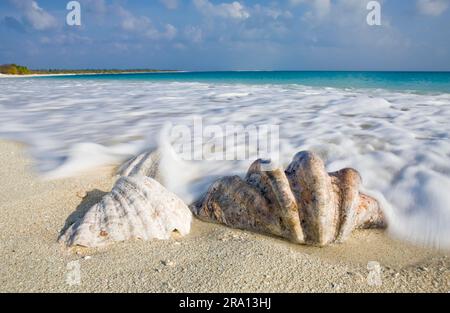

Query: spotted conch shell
[[59, 175, 192, 247], [193, 151, 386, 246]]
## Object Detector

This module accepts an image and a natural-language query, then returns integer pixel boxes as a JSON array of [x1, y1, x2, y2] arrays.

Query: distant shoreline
[[2, 70, 450, 79], [0, 70, 179, 78]]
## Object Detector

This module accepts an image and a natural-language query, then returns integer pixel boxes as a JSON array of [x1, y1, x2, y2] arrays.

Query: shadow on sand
[[58, 189, 108, 238]]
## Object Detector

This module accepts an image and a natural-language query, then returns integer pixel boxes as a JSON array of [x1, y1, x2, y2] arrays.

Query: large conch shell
[[117, 150, 163, 183], [192, 151, 386, 246], [59, 175, 192, 247]]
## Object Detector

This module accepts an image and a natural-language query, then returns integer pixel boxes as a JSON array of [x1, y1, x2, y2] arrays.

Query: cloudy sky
[[0, 0, 449, 70]]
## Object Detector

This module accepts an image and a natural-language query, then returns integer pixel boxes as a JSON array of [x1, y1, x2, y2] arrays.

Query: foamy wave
[[1, 78, 450, 248]]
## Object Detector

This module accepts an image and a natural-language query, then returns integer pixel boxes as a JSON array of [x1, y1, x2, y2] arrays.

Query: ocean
[[45, 71, 450, 93], [1, 71, 450, 248]]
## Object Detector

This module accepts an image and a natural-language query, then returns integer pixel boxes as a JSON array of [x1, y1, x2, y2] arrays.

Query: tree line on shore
[[0, 64, 31, 75], [0, 64, 173, 75]]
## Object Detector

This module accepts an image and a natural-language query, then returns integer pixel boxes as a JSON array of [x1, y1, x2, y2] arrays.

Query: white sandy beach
[[0, 73, 79, 78], [0, 71, 178, 78], [1, 140, 449, 293]]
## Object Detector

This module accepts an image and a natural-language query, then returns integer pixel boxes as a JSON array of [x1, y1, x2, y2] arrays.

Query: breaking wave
[[1, 78, 450, 249]]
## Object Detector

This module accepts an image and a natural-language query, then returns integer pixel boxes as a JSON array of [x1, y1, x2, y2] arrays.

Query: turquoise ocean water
[[43, 71, 450, 93]]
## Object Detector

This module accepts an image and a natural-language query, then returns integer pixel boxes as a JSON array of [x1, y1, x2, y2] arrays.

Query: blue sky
[[0, 0, 449, 70]]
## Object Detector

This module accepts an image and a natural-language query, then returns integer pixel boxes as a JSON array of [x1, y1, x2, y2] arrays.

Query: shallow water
[[1, 77, 450, 248], [44, 71, 450, 93]]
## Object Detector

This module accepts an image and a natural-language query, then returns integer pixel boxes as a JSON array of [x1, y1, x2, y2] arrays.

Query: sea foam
[[1, 78, 450, 248]]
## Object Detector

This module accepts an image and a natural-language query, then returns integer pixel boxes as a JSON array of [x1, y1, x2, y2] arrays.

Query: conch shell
[[192, 151, 386, 246], [59, 175, 192, 247], [117, 150, 163, 183]]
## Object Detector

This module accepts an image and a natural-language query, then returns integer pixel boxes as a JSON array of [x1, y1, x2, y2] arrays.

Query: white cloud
[[417, 0, 449, 16], [40, 33, 92, 45], [82, 0, 108, 14], [117, 8, 147, 31], [159, 0, 179, 10], [312, 0, 331, 17], [184, 26, 203, 43], [163, 24, 178, 40], [289, 0, 331, 18], [116, 7, 177, 40], [193, 0, 250, 20], [253, 4, 293, 20], [10, 0, 57, 30]]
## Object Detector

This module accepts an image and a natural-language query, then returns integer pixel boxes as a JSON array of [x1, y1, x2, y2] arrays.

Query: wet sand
[[0, 140, 449, 292]]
